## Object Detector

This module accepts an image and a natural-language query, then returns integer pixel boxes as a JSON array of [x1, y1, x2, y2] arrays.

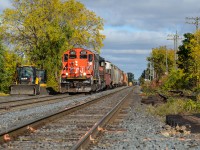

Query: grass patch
[[147, 97, 200, 118], [0, 92, 9, 96]]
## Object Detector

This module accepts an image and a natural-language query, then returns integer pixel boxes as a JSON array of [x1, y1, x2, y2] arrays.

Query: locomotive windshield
[[80, 50, 87, 59], [80, 55, 87, 59], [69, 50, 76, 59]]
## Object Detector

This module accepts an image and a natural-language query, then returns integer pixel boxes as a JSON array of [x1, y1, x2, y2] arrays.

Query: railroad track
[[0, 94, 82, 114], [0, 87, 132, 149]]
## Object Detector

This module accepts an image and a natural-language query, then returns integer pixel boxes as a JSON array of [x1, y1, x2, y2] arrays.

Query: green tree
[[0, 39, 4, 92], [161, 32, 200, 90], [1, 0, 105, 90], [0, 40, 21, 93], [147, 46, 174, 82], [162, 69, 186, 90], [177, 33, 194, 73], [187, 30, 200, 88], [127, 72, 134, 83], [1, 50, 21, 93]]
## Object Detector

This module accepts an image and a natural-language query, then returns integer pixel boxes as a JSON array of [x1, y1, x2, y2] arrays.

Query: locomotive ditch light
[[66, 72, 69, 76], [83, 72, 86, 76], [21, 77, 28, 80]]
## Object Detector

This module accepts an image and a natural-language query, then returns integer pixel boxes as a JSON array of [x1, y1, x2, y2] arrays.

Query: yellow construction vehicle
[[10, 65, 46, 95]]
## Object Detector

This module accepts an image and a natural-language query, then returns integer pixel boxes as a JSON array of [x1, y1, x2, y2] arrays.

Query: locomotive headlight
[[75, 60, 78, 66], [66, 72, 68, 76], [83, 72, 86, 76]]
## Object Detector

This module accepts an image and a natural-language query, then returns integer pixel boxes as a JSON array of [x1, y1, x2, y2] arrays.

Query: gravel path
[[91, 86, 200, 150]]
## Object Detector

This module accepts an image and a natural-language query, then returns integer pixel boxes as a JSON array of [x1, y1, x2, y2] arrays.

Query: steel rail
[[0, 94, 71, 110], [0, 95, 55, 104], [0, 87, 130, 144], [71, 88, 131, 150], [0, 94, 71, 104]]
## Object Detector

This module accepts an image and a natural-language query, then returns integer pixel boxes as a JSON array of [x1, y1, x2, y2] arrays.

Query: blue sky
[[0, 0, 200, 79]]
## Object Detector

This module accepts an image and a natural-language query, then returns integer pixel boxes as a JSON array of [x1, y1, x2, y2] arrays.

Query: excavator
[[10, 65, 47, 95]]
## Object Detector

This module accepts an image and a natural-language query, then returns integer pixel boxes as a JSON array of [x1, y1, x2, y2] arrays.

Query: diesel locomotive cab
[[61, 48, 101, 93], [62, 50, 89, 79]]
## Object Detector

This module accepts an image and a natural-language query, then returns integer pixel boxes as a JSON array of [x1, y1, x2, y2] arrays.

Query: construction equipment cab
[[10, 65, 46, 95]]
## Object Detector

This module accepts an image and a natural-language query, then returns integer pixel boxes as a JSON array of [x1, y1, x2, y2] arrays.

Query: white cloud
[[79, 0, 200, 31], [1, 0, 197, 79], [103, 49, 151, 55], [0, 1, 12, 12], [103, 28, 173, 49]]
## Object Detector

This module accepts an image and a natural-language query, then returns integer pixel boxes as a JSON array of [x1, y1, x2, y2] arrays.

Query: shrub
[[147, 98, 200, 117], [0, 50, 21, 93], [162, 69, 185, 90]]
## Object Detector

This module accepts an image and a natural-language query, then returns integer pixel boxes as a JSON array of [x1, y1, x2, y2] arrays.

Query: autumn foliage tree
[[176, 31, 200, 89], [1, 0, 105, 90], [187, 30, 200, 89], [0, 39, 4, 92], [147, 46, 175, 82], [0, 38, 21, 93], [177, 33, 194, 73]]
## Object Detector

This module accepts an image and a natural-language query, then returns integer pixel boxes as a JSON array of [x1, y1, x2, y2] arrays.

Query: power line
[[186, 17, 200, 31]]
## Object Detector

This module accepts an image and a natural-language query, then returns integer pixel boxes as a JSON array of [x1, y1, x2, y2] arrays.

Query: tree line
[[140, 31, 200, 91], [0, 0, 105, 93]]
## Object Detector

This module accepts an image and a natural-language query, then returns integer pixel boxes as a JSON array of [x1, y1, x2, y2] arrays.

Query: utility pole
[[186, 17, 200, 31], [186, 17, 200, 88], [149, 62, 154, 81], [165, 46, 168, 74], [167, 31, 182, 69], [186, 17, 200, 43]]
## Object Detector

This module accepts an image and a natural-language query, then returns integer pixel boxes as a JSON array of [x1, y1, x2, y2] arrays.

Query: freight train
[[10, 48, 128, 95], [60, 48, 128, 93]]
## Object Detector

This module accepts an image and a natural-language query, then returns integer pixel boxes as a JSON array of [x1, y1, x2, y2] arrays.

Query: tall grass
[[0, 93, 9, 96], [147, 98, 200, 117]]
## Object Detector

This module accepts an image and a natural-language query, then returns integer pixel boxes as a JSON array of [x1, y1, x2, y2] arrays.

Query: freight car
[[105, 61, 124, 88], [60, 48, 127, 93], [122, 71, 128, 86]]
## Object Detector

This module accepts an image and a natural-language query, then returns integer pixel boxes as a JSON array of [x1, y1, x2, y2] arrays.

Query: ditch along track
[[166, 114, 200, 134], [0, 87, 132, 149]]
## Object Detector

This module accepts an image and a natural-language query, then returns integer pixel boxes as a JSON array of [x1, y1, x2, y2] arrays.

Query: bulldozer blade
[[10, 84, 38, 95]]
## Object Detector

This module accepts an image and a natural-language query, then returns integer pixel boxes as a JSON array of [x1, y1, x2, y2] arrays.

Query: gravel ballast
[[0, 87, 126, 134], [91, 86, 200, 150]]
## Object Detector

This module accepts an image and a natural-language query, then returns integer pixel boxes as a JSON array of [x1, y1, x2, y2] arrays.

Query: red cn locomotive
[[60, 48, 106, 93]]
